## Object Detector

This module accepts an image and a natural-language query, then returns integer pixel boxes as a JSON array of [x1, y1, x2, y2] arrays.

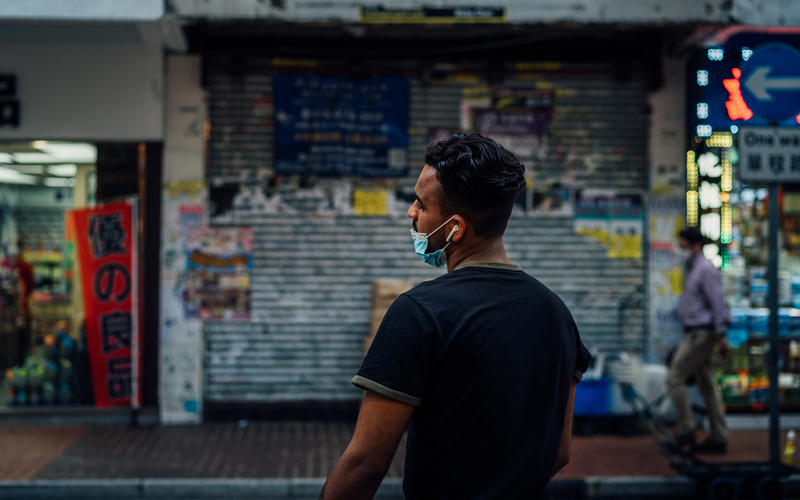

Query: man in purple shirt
[[668, 227, 729, 454]]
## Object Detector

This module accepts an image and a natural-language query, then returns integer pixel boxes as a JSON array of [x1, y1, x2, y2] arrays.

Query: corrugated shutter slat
[[204, 54, 647, 403]]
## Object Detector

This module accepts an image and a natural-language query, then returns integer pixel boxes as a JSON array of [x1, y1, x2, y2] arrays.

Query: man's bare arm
[[319, 390, 415, 500], [553, 379, 577, 476]]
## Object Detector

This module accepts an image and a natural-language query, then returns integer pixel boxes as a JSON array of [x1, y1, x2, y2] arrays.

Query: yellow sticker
[[664, 267, 684, 295], [353, 190, 388, 216], [608, 235, 642, 260], [576, 227, 608, 246], [165, 180, 206, 200]]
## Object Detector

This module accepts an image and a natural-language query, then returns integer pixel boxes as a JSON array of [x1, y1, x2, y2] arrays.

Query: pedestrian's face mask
[[410, 215, 459, 268]]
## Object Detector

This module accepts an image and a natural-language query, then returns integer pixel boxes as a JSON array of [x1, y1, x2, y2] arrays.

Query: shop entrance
[[0, 140, 161, 411], [0, 141, 97, 407]]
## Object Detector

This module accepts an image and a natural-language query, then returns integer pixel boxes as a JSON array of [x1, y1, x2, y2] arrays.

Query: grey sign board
[[738, 126, 800, 182]]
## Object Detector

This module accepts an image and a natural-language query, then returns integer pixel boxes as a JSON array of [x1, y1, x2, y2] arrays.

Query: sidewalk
[[0, 420, 795, 498]]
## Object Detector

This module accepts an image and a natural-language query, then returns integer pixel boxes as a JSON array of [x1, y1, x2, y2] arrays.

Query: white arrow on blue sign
[[740, 42, 800, 122]]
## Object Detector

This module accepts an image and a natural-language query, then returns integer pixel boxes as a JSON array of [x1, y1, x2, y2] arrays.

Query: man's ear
[[451, 215, 467, 242]]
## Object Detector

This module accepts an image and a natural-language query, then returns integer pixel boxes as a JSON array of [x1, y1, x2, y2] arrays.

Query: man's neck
[[446, 237, 511, 273], [685, 249, 703, 270]]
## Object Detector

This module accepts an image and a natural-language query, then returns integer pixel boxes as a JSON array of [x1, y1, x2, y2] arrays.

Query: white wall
[[647, 57, 688, 363], [3, 0, 795, 25], [170, 0, 733, 23], [0, 0, 163, 20], [731, 0, 800, 26], [0, 42, 163, 141], [159, 55, 207, 425], [650, 57, 688, 199]]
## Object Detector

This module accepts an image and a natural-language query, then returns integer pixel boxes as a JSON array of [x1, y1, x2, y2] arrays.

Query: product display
[[4, 321, 77, 405], [716, 186, 800, 411]]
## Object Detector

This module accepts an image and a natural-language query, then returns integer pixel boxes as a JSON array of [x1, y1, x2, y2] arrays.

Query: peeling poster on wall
[[574, 192, 644, 260], [456, 87, 552, 159], [183, 226, 253, 322]]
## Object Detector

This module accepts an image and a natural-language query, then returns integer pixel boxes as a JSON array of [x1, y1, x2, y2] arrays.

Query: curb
[[3, 475, 799, 499], [0, 476, 686, 499], [0, 478, 402, 500], [582, 476, 695, 498]]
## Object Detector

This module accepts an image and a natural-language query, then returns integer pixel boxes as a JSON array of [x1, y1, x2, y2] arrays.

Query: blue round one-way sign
[[740, 42, 800, 122]]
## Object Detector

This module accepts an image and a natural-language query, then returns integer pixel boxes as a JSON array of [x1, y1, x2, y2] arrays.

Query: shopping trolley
[[620, 383, 798, 500]]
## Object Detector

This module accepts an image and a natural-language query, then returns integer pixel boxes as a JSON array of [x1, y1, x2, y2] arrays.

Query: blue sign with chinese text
[[273, 73, 409, 177]]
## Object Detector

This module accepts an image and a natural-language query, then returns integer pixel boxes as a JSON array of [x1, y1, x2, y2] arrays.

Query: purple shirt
[[678, 253, 730, 334]]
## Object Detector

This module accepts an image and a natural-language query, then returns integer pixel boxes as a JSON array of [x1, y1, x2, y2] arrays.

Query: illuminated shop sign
[[686, 138, 732, 269], [689, 33, 800, 133], [687, 32, 800, 271]]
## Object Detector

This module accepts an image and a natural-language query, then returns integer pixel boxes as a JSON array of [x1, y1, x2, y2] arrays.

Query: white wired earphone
[[446, 225, 458, 242]]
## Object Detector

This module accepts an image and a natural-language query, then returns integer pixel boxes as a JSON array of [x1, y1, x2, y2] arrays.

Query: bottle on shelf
[[784, 430, 796, 466]]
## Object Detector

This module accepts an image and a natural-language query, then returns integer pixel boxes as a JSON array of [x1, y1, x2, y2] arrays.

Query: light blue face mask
[[410, 215, 459, 268]]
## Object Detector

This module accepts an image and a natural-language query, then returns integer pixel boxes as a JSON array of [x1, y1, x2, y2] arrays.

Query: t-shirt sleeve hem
[[351, 375, 422, 407], [573, 369, 584, 383]]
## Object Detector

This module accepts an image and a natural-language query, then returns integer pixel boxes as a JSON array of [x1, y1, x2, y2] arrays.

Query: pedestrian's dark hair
[[679, 227, 710, 247], [425, 133, 525, 239]]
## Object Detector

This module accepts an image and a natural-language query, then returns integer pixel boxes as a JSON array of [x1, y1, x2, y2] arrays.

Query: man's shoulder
[[406, 265, 540, 290], [405, 266, 565, 309], [695, 256, 720, 275]]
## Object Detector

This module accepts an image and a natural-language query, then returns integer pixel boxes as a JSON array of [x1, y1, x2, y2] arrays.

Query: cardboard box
[[364, 279, 414, 354]]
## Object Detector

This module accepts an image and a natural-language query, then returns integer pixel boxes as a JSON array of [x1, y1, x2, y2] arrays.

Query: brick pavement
[[0, 425, 87, 480], [0, 423, 782, 481], [34, 422, 406, 480], [559, 430, 774, 478]]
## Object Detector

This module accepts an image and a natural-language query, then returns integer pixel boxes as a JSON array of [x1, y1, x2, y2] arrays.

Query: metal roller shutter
[[204, 53, 648, 403]]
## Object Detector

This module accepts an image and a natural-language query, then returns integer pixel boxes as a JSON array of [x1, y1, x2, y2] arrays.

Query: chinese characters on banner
[[272, 73, 410, 177], [70, 201, 140, 408], [183, 226, 253, 322]]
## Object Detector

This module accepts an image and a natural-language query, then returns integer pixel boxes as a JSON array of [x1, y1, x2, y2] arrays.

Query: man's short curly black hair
[[425, 133, 526, 239]]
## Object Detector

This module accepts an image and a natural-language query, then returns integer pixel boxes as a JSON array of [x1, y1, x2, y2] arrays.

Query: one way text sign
[[739, 127, 800, 182]]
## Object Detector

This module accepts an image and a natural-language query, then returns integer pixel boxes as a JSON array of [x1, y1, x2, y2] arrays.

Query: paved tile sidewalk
[[0, 423, 779, 481], [0, 425, 87, 480], [558, 430, 774, 478], [33, 422, 406, 480]]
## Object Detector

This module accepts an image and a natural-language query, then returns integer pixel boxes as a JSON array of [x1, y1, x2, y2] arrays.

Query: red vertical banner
[[72, 200, 140, 408]]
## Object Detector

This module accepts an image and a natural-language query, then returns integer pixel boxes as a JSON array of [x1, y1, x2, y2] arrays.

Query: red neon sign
[[723, 68, 754, 121], [724, 68, 800, 123]]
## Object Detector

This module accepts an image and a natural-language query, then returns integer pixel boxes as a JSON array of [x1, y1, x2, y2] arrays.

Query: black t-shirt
[[353, 262, 591, 500]]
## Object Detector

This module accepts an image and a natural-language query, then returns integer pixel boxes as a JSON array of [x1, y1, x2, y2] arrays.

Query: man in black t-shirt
[[321, 133, 591, 500]]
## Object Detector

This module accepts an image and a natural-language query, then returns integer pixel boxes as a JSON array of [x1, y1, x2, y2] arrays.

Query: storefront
[[686, 28, 800, 412], [181, 23, 678, 415], [0, 28, 165, 412]]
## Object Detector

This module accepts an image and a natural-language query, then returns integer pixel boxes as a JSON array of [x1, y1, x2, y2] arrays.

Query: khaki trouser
[[667, 327, 728, 441]]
